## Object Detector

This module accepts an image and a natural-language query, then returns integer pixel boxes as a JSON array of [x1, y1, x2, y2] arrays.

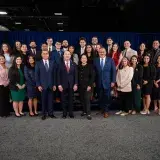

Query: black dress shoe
[[41, 115, 46, 120], [62, 115, 67, 119], [49, 115, 57, 118], [81, 112, 87, 116], [69, 115, 74, 118], [87, 115, 92, 120]]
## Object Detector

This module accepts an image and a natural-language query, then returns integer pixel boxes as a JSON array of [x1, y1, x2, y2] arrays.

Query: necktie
[[49, 47, 51, 52], [66, 61, 70, 72], [45, 61, 49, 71], [33, 49, 36, 55], [124, 50, 127, 57], [100, 58, 104, 70]]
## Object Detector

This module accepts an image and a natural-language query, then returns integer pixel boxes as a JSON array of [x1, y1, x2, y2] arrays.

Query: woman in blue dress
[[24, 55, 38, 116]]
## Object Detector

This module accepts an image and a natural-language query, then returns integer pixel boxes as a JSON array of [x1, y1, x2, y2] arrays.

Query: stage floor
[[0, 111, 160, 160]]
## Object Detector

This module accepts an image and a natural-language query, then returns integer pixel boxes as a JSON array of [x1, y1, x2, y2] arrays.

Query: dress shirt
[[80, 47, 85, 55], [65, 60, 70, 68], [43, 59, 49, 68]]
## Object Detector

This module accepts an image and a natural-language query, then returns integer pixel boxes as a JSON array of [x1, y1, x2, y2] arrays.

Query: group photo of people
[[0, 36, 160, 120]]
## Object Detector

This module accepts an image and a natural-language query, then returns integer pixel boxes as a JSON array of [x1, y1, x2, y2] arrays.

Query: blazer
[[93, 57, 116, 89], [147, 48, 160, 64], [116, 66, 134, 92], [24, 66, 36, 87], [50, 49, 64, 65], [8, 67, 24, 91], [35, 60, 56, 89], [78, 64, 95, 89], [131, 64, 143, 88], [57, 60, 78, 89], [121, 48, 137, 60]]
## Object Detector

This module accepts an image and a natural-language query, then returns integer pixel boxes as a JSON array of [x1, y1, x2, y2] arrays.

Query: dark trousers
[[79, 88, 91, 115], [98, 86, 111, 112], [118, 91, 132, 112], [0, 85, 10, 117], [132, 88, 141, 112], [61, 87, 74, 116], [41, 88, 54, 116]]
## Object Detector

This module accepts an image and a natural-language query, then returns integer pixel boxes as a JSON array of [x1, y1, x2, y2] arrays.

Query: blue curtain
[[0, 31, 160, 50]]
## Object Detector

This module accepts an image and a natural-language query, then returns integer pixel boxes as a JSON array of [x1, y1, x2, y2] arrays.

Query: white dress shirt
[[80, 47, 85, 55], [31, 49, 36, 54], [100, 57, 106, 67], [48, 46, 52, 52], [65, 60, 70, 68], [43, 59, 49, 68]]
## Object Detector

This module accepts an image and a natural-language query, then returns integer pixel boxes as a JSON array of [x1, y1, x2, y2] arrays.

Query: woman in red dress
[[108, 43, 122, 70]]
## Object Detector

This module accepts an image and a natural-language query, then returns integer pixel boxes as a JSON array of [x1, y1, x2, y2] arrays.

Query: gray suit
[[147, 48, 160, 64], [122, 48, 137, 60]]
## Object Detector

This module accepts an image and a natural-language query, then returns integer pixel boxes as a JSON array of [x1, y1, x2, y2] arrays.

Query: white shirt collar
[[43, 59, 49, 65]]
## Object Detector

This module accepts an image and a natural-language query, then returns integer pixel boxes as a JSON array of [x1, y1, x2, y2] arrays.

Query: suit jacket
[[57, 60, 78, 89], [131, 64, 143, 88], [35, 60, 56, 89], [24, 66, 36, 87], [147, 48, 160, 64], [121, 48, 137, 60], [28, 49, 42, 62], [93, 57, 116, 89], [50, 49, 64, 65], [78, 64, 95, 89], [76, 47, 86, 58], [8, 66, 24, 91]]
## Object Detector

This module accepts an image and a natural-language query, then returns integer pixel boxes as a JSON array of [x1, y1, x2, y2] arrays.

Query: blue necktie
[[45, 61, 49, 71], [100, 58, 104, 70]]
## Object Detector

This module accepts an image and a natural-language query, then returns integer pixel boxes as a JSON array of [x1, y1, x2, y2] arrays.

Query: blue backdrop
[[0, 31, 160, 50]]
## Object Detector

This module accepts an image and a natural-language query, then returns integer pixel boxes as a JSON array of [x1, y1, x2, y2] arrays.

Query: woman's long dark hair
[[109, 43, 121, 56], [84, 44, 94, 58], [0, 43, 13, 55], [26, 55, 35, 69], [10, 56, 24, 77]]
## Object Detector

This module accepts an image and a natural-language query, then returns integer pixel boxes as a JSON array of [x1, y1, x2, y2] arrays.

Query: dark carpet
[[0, 111, 160, 160]]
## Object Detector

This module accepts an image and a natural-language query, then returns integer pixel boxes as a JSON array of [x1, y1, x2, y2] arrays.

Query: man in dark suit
[[76, 37, 86, 58], [106, 37, 113, 54], [50, 41, 64, 65], [35, 50, 57, 120], [147, 40, 160, 64], [46, 37, 56, 53], [28, 40, 41, 62], [94, 47, 116, 118], [62, 40, 69, 52], [57, 50, 78, 118]]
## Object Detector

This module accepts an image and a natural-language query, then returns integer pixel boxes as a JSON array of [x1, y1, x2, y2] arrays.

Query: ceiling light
[[59, 29, 64, 31], [54, 13, 62, 16], [0, 11, 7, 15], [15, 22, 21, 25], [57, 22, 63, 25]]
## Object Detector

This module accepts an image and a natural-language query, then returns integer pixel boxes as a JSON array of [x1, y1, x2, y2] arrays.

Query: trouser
[[118, 91, 132, 112], [41, 88, 53, 116], [132, 88, 141, 112], [98, 87, 111, 112], [61, 87, 74, 116], [79, 88, 91, 115]]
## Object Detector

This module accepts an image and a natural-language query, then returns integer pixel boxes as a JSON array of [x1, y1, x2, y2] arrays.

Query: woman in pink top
[[0, 55, 10, 117]]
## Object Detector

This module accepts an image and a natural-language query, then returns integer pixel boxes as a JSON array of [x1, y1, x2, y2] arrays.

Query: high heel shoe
[[34, 112, 39, 116], [19, 113, 26, 116], [140, 110, 150, 115], [15, 114, 21, 117]]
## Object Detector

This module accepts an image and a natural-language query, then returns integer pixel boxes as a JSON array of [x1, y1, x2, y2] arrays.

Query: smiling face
[[81, 54, 87, 64], [143, 55, 150, 64], [122, 57, 128, 67], [63, 51, 71, 61], [131, 56, 138, 65], [15, 57, 22, 65], [153, 41, 160, 49], [99, 48, 106, 58], [2, 44, 9, 53], [0, 56, 5, 65], [21, 44, 27, 53], [124, 41, 131, 49], [28, 56, 35, 65]]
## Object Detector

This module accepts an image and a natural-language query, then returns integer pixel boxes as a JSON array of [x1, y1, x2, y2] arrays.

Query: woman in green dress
[[8, 56, 26, 117]]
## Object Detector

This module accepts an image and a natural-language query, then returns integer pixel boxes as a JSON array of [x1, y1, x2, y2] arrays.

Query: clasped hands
[[16, 84, 26, 89]]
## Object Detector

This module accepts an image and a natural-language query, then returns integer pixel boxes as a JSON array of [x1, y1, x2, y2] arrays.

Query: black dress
[[152, 66, 160, 100], [142, 65, 156, 95]]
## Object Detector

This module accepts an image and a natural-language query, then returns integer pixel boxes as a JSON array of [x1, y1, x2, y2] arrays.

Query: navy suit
[[57, 60, 78, 116], [94, 57, 116, 112], [50, 49, 64, 65], [35, 60, 56, 116]]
